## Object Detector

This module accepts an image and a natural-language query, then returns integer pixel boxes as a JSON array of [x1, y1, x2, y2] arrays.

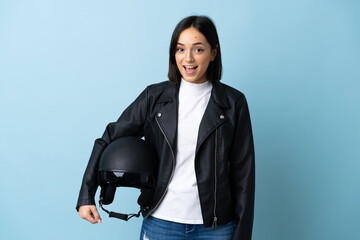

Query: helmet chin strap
[[99, 198, 141, 221]]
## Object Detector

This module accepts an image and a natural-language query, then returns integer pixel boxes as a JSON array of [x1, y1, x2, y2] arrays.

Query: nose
[[185, 50, 194, 62]]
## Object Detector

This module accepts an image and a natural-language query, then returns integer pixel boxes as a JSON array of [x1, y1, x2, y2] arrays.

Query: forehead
[[177, 27, 208, 44]]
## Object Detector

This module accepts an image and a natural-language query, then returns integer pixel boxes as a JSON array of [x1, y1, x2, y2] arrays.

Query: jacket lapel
[[155, 82, 179, 154], [196, 81, 229, 154]]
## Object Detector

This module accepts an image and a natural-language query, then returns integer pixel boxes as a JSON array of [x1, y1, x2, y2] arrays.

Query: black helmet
[[98, 136, 157, 221]]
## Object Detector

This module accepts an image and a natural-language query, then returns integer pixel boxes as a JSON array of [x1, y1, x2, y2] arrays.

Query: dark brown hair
[[168, 15, 222, 84]]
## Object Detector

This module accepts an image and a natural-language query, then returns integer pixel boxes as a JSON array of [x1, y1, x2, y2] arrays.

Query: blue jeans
[[140, 216, 234, 240]]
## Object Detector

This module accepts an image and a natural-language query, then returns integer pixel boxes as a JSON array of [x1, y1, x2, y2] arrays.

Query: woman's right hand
[[79, 205, 102, 224]]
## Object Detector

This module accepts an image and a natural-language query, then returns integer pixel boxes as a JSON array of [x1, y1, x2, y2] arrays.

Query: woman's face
[[175, 27, 217, 84]]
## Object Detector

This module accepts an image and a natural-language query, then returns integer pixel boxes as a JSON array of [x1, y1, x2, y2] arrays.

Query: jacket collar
[[157, 81, 178, 103], [210, 81, 230, 109], [158, 80, 229, 108]]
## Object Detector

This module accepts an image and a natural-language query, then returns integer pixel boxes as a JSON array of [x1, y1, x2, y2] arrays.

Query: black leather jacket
[[76, 80, 255, 240]]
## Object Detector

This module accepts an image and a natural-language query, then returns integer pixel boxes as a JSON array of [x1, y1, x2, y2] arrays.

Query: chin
[[183, 77, 200, 83]]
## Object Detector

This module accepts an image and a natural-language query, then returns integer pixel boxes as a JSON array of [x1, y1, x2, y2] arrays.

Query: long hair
[[168, 15, 222, 84]]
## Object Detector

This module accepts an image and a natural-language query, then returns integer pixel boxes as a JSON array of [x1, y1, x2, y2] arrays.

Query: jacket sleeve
[[230, 94, 255, 240], [76, 87, 149, 211]]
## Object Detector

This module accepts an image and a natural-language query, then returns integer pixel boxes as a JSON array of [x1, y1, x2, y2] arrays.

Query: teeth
[[185, 66, 197, 69]]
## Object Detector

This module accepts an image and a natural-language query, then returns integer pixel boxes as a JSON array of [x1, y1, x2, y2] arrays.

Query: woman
[[77, 15, 255, 240]]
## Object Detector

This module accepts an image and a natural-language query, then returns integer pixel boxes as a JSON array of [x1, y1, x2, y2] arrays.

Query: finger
[[85, 214, 98, 224], [81, 207, 98, 224], [90, 206, 102, 223]]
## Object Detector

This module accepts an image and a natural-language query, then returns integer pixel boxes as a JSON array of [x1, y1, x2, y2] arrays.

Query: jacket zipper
[[212, 128, 218, 227], [145, 115, 176, 217]]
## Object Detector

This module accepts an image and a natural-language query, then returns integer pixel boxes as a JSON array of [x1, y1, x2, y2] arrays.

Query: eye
[[195, 48, 204, 53], [176, 48, 184, 52]]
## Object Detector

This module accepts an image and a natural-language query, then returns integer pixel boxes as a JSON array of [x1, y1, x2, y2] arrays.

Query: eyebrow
[[177, 42, 205, 46]]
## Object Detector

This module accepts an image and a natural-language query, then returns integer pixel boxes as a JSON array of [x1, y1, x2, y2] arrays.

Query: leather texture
[[76, 80, 255, 240]]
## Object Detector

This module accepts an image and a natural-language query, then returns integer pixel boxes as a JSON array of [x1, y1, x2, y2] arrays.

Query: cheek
[[198, 55, 212, 68], [175, 57, 183, 71], [175, 54, 182, 66]]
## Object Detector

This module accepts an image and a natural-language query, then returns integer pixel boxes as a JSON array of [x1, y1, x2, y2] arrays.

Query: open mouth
[[184, 66, 198, 74]]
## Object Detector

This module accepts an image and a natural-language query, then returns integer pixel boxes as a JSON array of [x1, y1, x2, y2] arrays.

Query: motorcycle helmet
[[98, 136, 157, 221]]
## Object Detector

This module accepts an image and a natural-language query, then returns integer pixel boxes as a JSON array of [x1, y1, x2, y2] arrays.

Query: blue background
[[1, 0, 359, 239]]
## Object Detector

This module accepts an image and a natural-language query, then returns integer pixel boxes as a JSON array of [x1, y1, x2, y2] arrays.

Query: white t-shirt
[[151, 78, 213, 224]]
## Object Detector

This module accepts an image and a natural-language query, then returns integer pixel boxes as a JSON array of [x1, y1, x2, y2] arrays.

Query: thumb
[[90, 206, 102, 223]]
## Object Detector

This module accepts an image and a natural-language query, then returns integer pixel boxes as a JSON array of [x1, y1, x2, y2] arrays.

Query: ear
[[210, 45, 218, 61]]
